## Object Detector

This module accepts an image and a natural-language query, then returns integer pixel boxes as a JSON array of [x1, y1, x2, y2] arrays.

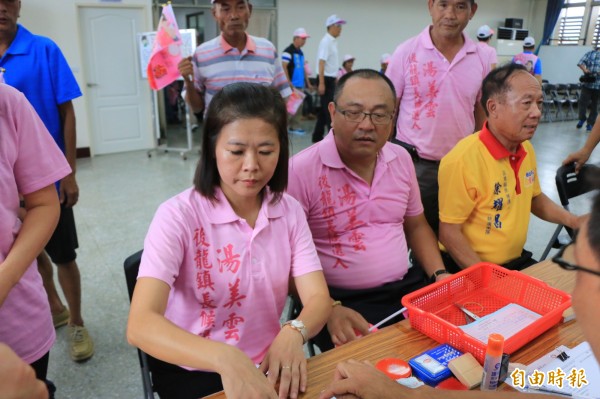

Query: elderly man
[[288, 69, 447, 351], [282, 27, 313, 135], [312, 14, 346, 143], [512, 36, 542, 84], [385, 0, 489, 235], [319, 190, 600, 399], [178, 0, 290, 117], [438, 64, 580, 272]]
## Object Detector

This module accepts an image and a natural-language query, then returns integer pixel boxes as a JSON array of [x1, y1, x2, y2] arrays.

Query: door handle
[[87, 83, 98, 87]]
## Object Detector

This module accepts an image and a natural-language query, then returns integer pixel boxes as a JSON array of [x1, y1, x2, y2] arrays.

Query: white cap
[[523, 36, 535, 47], [477, 25, 494, 39], [293, 27, 310, 38], [343, 54, 355, 63], [380, 53, 391, 64], [326, 14, 346, 28]]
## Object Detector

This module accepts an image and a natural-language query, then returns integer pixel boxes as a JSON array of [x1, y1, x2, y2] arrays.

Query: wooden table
[[207, 260, 582, 398]]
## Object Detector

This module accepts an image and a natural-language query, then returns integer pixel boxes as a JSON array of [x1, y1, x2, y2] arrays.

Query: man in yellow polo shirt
[[438, 63, 582, 272]]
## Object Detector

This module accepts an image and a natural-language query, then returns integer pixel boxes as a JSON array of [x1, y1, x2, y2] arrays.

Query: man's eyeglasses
[[335, 107, 393, 125], [552, 243, 600, 278]]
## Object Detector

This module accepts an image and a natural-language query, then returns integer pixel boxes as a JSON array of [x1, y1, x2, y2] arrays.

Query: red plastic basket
[[401, 263, 571, 364]]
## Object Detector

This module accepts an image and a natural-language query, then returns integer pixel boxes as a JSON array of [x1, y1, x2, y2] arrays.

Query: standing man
[[312, 14, 346, 143], [385, 0, 489, 234], [438, 64, 581, 272], [0, 0, 94, 362], [282, 27, 313, 135], [576, 46, 600, 131], [476, 24, 497, 70], [178, 0, 291, 117], [288, 70, 447, 351], [512, 36, 542, 83]]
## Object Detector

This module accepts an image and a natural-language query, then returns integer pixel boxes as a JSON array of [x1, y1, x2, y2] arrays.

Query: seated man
[[439, 63, 581, 272], [288, 69, 447, 351]]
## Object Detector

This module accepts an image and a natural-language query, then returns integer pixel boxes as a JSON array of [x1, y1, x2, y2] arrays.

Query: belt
[[391, 138, 440, 165]]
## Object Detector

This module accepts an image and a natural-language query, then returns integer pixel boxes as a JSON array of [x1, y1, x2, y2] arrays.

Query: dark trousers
[[313, 264, 428, 352], [441, 249, 537, 273], [148, 356, 223, 399], [390, 138, 441, 235], [312, 76, 336, 143], [578, 86, 600, 125]]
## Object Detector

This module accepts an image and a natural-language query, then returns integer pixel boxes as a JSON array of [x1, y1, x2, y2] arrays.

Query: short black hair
[[480, 63, 528, 116], [194, 82, 289, 203], [333, 68, 397, 104]]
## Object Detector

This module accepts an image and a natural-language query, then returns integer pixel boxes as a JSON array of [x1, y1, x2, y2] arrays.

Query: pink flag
[[147, 4, 184, 90]]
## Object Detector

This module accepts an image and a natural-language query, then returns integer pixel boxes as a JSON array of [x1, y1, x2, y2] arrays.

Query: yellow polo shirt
[[439, 123, 541, 264]]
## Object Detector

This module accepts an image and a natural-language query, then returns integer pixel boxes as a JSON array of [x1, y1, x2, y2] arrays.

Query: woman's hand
[[220, 347, 278, 399], [259, 326, 307, 399]]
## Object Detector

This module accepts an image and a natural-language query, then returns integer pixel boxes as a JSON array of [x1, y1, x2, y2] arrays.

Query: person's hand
[[318, 82, 325, 96], [0, 343, 49, 399], [259, 326, 306, 399], [220, 347, 278, 399], [59, 173, 79, 208], [327, 305, 370, 346], [319, 359, 413, 399], [178, 56, 194, 83], [563, 149, 592, 172]]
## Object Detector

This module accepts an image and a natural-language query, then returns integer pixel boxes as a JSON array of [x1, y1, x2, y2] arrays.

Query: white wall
[[277, 0, 546, 73], [18, 0, 550, 151], [20, 0, 153, 151]]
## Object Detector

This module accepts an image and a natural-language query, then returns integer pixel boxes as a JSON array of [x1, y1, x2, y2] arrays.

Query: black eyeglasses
[[552, 243, 600, 278], [335, 107, 394, 125]]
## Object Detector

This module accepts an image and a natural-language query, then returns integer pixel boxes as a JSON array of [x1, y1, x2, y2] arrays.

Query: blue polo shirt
[[0, 24, 81, 153]]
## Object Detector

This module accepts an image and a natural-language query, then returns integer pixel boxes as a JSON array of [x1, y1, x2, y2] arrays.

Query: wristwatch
[[283, 319, 308, 344], [430, 269, 450, 283]]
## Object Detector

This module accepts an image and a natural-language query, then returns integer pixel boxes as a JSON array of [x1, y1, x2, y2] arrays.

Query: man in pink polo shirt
[[288, 69, 447, 351], [385, 0, 490, 235]]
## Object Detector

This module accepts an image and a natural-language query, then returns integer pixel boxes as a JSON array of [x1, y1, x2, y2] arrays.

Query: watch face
[[291, 320, 304, 328]]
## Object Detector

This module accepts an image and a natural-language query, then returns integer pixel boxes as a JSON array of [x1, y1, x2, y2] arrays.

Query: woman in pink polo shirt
[[0, 84, 71, 394], [127, 82, 331, 399]]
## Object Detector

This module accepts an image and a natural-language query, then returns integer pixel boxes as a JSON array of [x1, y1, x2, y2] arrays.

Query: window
[[553, 0, 600, 45]]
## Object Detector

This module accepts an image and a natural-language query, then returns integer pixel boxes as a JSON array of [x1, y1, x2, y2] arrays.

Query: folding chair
[[540, 163, 600, 260], [541, 83, 556, 123], [123, 250, 155, 399]]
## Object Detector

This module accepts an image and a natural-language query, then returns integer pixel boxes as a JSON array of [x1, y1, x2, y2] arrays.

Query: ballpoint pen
[[454, 303, 481, 323]]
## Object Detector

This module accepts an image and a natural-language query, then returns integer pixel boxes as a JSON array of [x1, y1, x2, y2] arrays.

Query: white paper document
[[458, 303, 541, 343], [507, 342, 600, 398]]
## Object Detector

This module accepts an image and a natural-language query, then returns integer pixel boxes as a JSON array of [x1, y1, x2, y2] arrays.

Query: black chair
[[123, 250, 155, 399], [551, 84, 570, 121], [540, 163, 600, 260], [541, 83, 556, 122]]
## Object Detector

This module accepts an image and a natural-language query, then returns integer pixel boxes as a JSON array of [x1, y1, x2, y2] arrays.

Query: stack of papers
[[506, 342, 600, 398], [458, 303, 541, 343]]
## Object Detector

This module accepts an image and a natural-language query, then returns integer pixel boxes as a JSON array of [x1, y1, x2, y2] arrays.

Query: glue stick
[[481, 333, 504, 391]]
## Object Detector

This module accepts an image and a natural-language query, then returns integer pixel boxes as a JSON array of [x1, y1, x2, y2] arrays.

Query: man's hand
[[327, 305, 370, 346], [59, 173, 79, 208], [178, 56, 194, 83], [319, 359, 415, 399], [563, 149, 592, 173], [318, 81, 325, 96], [0, 343, 49, 399]]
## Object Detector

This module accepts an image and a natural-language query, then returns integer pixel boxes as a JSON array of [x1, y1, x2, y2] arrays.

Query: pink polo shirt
[[138, 188, 321, 368], [288, 132, 423, 290], [477, 41, 498, 69], [386, 26, 490, 161], [0, 84, 71, 363]]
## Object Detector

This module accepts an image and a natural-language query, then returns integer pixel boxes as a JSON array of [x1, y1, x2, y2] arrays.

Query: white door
[[79, 7, 153, 155]]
